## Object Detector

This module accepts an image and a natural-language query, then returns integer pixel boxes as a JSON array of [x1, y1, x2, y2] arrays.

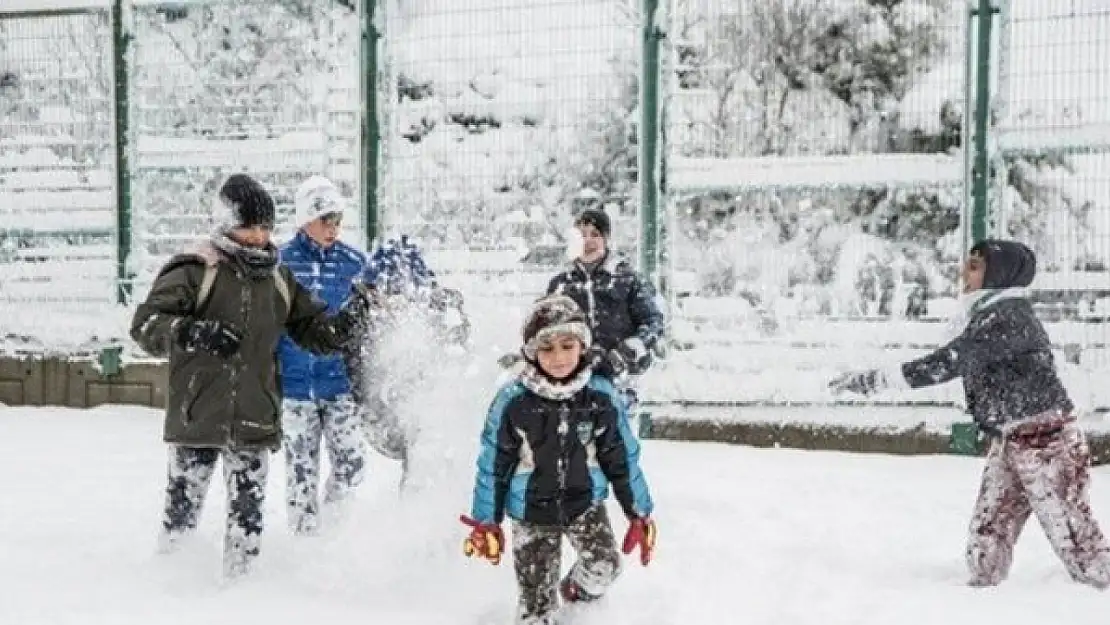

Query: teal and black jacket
[[469, 373, 653, 526]]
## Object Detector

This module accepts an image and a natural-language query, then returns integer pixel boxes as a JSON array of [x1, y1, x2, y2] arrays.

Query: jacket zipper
[[556, 402, 571, 526], [227, 274, 249, 446], [576, 263, 597, 329]]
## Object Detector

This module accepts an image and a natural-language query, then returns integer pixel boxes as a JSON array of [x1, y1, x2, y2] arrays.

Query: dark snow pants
[[161, 445, 269, 578], [511, 504, 623, 625], [966, 417, 1110, 588]]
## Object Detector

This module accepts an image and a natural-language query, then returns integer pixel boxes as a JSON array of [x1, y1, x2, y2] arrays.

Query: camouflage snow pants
[[160, 445, 269, 578], [966, 419, 1110, 588], [281, 395, 368, 535], [511, 505, 623, 625]]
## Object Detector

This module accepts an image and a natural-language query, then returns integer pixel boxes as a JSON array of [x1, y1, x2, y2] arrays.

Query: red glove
[[622, 516, 656, 566], [459, 514, 504, 565]]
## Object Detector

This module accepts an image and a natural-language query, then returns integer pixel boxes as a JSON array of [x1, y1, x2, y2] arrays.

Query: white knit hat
[[294, 175, 346, 227]]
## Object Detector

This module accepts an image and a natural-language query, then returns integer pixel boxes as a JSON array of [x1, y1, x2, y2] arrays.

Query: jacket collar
[[942, 286, 1030, 341], [568, 251, 621, 278], [294, 229, 333, 260]]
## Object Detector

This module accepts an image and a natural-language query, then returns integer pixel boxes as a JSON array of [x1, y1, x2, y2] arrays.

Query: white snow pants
[[281, 395, 368, 535], [966, 417, 1110, 588]]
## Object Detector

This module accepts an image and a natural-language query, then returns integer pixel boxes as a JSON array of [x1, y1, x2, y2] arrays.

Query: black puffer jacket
[[546, 254, 665, 354], [899, 240, 1072, 433]]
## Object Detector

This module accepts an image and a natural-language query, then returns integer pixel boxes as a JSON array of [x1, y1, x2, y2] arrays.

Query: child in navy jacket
[[462, 294, 656, 625], [830, 239, 1110, 589]]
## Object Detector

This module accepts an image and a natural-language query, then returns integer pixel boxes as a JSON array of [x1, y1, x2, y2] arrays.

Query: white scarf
[[518, 361, 592, 401], [942, 287, 1030, 341]]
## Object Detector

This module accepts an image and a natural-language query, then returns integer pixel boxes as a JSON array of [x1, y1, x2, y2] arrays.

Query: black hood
[[970, 239, 1036, 288]]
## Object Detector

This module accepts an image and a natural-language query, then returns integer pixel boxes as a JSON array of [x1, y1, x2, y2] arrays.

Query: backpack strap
[[195, 263, 219, 315], [272, 266, 292, 312]]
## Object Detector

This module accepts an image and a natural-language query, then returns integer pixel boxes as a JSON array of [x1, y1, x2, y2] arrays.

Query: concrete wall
[[0, 356, 167, 409], [640, 414, 1110, 466]]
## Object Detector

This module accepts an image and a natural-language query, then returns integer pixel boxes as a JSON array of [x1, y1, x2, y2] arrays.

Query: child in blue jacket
[[276, 176, 369, 535], [461, 294, 657, 625]]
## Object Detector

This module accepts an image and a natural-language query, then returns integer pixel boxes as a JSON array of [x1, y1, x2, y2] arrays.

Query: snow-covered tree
[[669, 0, 956, 318], [133, 1, 350, 139], [379, 0, 640, 262]]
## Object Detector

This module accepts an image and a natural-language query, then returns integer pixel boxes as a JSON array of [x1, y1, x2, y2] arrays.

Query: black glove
[[827, 369, 883, 396], [331, 282, 376, 341], [614, 337, 652, 375], [592, 338, 652, 378], [175, 318, 241, 358]]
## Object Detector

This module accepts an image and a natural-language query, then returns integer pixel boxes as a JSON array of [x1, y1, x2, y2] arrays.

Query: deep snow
[[2, 405, 1109, 625]]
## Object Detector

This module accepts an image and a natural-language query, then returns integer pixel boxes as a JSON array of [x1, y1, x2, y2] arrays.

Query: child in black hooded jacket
[[830, 239, 1110, 589]]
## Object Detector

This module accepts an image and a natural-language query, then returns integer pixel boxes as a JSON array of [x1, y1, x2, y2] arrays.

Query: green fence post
[[639, 0, 662, 285], [360, 0, 380, 250], [112, 0, 133, 304], [970, 0, 997, 246], [949, 422, 983, 456]]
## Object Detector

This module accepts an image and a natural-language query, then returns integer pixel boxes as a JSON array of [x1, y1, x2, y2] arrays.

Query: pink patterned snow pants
[[966, 417, 1110, 588]]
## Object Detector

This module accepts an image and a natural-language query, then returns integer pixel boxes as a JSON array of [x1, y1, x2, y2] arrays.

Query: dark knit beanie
[[217, 173, 276, 230], [574, 208, 611, 239]]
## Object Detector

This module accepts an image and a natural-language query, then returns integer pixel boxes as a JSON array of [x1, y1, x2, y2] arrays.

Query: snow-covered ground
[[2, 404, 1109, 625]]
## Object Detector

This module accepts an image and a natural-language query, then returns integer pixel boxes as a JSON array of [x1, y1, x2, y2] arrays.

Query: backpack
[[195, 263, 291, 315]]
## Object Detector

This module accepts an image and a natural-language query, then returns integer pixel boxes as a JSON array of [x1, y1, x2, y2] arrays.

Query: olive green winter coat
[[130, 241, 354, 450]]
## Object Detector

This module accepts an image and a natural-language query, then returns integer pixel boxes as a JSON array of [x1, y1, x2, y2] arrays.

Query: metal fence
[[990, 0, 1110, 409], [0, 6, 116, 309], [125, 0, 364, 298], [375, 0, 642, 303], [652, 0, 1110, 410], [656, 0, 970, 404], [3, 0, 1110, 409], [0, 0, 363, 314]]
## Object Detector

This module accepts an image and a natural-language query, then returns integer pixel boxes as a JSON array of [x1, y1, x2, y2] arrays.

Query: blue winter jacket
[[276, 231, 366, 401], [363, 234, 437, 295]]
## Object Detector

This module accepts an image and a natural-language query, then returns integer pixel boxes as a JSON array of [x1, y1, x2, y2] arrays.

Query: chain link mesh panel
[[659, 0, 968, 404], [993, 0, 1110, 410], [126, 1, 362, 300], [0, 9, 116, 311], [377, 0, 641, 307]]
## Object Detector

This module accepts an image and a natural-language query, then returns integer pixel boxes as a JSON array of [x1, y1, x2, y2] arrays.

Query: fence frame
[[0, 0, 1060, 306], [359, 0, 380, 248], [110, 0, 132, 303]]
